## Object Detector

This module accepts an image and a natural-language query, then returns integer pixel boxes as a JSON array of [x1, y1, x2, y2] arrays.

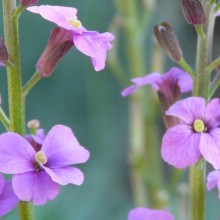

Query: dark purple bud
[[36, 27, 74, 78], [0, 35, 9, 63], [21, 0, 38, 6], [181, 0, 205, 25], [154, 22, 182, 62]]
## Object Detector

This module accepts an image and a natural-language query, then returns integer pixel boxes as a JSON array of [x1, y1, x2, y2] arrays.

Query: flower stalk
[[2, 1, 34, 219]]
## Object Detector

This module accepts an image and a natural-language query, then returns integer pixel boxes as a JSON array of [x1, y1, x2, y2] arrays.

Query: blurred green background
[[0, 0, 220, 219]]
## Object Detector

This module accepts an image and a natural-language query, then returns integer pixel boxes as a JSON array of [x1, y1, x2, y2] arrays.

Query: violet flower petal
[[200, 128, 220, 169], [12, 171, 60, 205], [161, 124, 201, 168], [27, 5, 81, 32], [41, 125, 89, 168], [166, 97, 206, 124], [32, 128, 45, 145], [128, 207, 174, 220], [73, 31, 114, 71], [0, 62, 4, 66], [0, 181, 19, 217], [43, 166, 84, 185], [0, 133, 35, 174], [121, 85, 140, 97], [205, 98, 220, 128], [207, 170, 220, 191]]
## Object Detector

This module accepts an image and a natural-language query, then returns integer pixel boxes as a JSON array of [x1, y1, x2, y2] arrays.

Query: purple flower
[[27, 5, 114, 71], [162, 97, 220, 169], [0, 125, 90, 205], [122, 67, 192, 97], [207, 170, 220, 198], [0, 173, 18, 217], [0, 62, 4, 67], [128, 207, 174, 220]]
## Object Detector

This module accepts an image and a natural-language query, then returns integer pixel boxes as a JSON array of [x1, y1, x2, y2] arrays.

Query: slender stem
[[209, 71, 220, 99], [195, 25, 206, 40], [206, 56, 220, 73], [0, 107, 10, 130], [214, 1, 220, 13], [178, 58, 196, 78], [23, 71, 41, 97], [2, 1, 34, 219], [13, 5, 25, 18]]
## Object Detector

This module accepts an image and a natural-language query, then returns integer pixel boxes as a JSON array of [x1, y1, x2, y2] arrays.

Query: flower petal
[[73, 31, 114, 71], [121, 85, 139, 97], [41, 125, 89, 168], [0, 133, 35, 174], [128, 207, 174, 220], [27, 5, 79, 31], [207, 170, 220, 191], [43, 166, 84, 185], [200, 128, 220, 169], [12, 171, 60, 205], [0, 62, 4, 67], [161, 124, 201, 168], [0, 181, 19, 217], [205, 98, 220, 128], [32, 129, 45, 145], [166, 97, 206, 124]]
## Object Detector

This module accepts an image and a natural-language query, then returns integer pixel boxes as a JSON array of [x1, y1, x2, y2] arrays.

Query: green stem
[[2, 1, 34, 219], [209, 71, 220, 99], [214, 1, 220, 13], [23, 71, 41, 97], [0, 107, 10, 130], [206, 56, 220, 73], [189, 2, 215, 220], [178, 58, 196, 78]]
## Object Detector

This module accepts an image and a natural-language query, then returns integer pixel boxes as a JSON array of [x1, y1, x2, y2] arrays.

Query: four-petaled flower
[[128, 207, 175, 220], [0, 173, 18, 217], [162, 97, 220, 169], [0, 125, 90, 205], [207, 170, 220, 199], [27, 5, 115, 71]]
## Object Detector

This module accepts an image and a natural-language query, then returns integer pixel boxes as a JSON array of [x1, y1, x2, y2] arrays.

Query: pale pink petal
[[128, 207, 174, 220], [73, 31, 114, 71], [27, 5, 79, 31], [161, 124, 201, 168], [166, 97, 206, 124], [0, 133, 35, 174], [205, 98, 220, 128], [12, 171, 60, 205], [0, 181, 18, 217], [43, 166, 84, 185], [41, 125, 89, 168], [207, 170, 220, 191], [200, 128, 220, 169]]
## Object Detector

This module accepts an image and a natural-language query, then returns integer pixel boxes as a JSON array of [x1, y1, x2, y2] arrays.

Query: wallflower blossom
[[27, 5, 114, 71], [122, 67, 192, 127], [162, 97, 220, 169], [0, 125, 90, 205], [128, 207, 174, 220], [0, 173, 18, 217], [207, 170, 220, 199]]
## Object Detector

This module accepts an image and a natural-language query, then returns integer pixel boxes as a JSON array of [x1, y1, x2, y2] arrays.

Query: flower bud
[[154, 22, 182, 62], [0, 35, 8, 63], [21, 0, 38, 6], [36, 27, 74, 78], [181, 0, 205, 25]]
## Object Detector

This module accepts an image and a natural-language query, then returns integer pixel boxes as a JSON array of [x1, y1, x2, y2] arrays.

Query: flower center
[[68, 19, 82, 28], [35, 151, 47, 164], [193, 119, 205, 133]]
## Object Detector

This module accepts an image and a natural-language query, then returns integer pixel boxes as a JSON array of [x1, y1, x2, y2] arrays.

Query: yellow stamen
[[68, 19, 82, 28], [193, 119, 205, 133], [35, 151, 47, 165]]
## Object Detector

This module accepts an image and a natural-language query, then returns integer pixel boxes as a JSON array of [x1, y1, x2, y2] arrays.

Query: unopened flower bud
[[21, 0, 38, 6], [0, 35, 8, 63], [181, 0, 205, 25], [154, 22, 182, 62], [36, 27, 74, 78]]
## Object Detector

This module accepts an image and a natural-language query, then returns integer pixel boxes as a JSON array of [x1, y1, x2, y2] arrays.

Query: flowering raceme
[[128, 207, 175, 220], [0, 173, 18, 217], [162, 97, 220, 169], [27, 5, 115, 71], [0, 125, 90, 205]]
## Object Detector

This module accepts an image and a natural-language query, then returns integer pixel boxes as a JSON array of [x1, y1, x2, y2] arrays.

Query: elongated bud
[[0, 35, 8, 63], [36, 27, 74, 78], [21, 0, 38, 6], [154, 22, 182, 62], [181, 0, 205, 25]]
